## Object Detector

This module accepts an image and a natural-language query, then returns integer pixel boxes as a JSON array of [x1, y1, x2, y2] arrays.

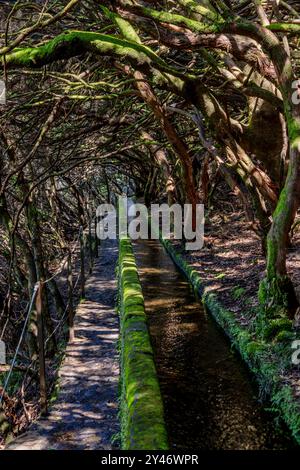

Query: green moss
[[101, 6, 141, 44], [257, 269, 298, 344], [258, 278, 268, 305], [138, 5, 222, 32], [272, 387, 300, 443], [263, 318, 293, 341], [4, 30, 195, 82], [275, 330, 295, 343], [178, 0, 217, 16], [246, 341, 265, 357], [267, 23, 300, 34], [285, 111, 300, 150], [232, 286, 246, 300], [118, 237, 168, 450]]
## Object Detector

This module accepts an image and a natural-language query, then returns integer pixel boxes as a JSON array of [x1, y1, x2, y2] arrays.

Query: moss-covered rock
[[118, 237, 168, 450]]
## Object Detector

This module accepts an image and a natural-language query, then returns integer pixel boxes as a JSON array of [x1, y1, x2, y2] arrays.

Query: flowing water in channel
[[134, 239, 296, 450]]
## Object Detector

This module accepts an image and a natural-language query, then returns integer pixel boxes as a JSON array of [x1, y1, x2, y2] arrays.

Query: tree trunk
[[133, 70, 199, 228]]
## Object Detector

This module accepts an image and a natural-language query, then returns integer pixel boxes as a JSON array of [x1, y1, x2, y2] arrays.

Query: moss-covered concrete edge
[[160, 236, 300, 445], [118, 237, 169, 450]]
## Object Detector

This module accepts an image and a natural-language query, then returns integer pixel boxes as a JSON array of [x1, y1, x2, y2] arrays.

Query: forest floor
[[5, 239, 120, 450], [180, 206, 300, 327]]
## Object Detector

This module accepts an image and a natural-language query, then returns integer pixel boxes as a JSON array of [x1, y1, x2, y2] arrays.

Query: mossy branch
[[2, 30, 195, 81], [267, 22, 300, 34], [0, 0, 80, 57], [126, 4, 225, 33]]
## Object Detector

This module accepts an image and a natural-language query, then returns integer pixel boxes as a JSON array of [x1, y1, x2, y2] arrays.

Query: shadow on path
[[7, 239, 119, 450]]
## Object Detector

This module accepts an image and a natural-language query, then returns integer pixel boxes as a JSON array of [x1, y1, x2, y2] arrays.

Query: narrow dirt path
[[7, 239, 120, 450]]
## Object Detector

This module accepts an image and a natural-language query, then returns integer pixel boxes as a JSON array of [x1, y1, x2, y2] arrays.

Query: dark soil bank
[[134, 239, 296, 450]]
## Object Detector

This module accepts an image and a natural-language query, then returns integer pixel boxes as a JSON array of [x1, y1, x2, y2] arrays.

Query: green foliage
[[245, 341, 265, 357], [262, 318, 293, 342], [2, 370, 22, 396], [271, 387, 300, 443], [275, 330, 295, 343], [232, 286, 246, 300], [138, 4, 223, 32]]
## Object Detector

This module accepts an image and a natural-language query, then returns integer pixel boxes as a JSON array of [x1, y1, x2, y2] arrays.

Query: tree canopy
[[1, 0, 300, 360]]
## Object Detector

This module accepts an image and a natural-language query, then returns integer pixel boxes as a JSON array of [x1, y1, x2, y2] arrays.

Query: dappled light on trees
[[0, 0, 300, 450]]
